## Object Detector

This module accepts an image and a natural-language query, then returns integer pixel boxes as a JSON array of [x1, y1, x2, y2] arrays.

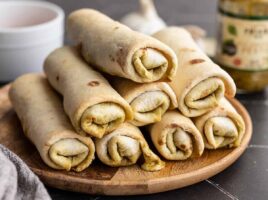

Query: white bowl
[[0, 1, 64, 82]]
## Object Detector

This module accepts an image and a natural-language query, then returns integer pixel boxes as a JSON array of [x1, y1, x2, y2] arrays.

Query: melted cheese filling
[[81, 103, 125, 138], [49, 139, 89, 171], [204, 117, 238, 148], [131, 91, 170, 126], [133, 48, 168, 81]]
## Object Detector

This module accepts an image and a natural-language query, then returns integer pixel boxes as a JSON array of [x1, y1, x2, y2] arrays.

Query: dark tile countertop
[[45, 90, 268, 200], [3, 0, 268, 199]]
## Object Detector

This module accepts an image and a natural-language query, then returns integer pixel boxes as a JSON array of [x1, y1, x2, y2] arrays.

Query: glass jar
[[216, 0, 268, 92]]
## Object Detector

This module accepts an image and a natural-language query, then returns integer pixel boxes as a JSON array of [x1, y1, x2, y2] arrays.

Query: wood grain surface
[[0, 84, 252, 195]]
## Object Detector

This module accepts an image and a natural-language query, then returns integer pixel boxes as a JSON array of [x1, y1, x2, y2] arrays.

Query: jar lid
[[219, 0, 268, 19]]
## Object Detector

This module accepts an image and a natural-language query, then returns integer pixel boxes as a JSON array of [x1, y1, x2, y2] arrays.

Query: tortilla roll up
[[111, 78, 178, 126], [149, 111, 204, 160], [194, 98, 245, 149], [9, 74, 95, 172], [153, 27, 236, 117], [67, 9, 178, 83], [44, 46, 133, 138], [95, 123, 165, 171]]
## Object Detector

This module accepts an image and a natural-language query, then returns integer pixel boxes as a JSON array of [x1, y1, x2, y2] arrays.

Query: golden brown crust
[[193, 98, 245, 149], [67, 9, 178, 83], [153, 27, 236, 117], [9, 74, 95, 171], [149, 111, 204, 160], [44, 46, 133, 138]]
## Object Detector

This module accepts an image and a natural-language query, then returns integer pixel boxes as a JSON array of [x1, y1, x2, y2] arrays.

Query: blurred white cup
[[0, 0, 64, 82]]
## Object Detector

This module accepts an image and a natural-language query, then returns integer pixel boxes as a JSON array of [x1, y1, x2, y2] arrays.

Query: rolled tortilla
[[67, 9, 178, 83], [149, 111, 204, 160], [193, 98, 245, 149], [111, 78, 178, 126], [44, 46, 133, 138], [9, 74, 95, 172], [153, 27, 236, 117], [95, 123, 165, 171]]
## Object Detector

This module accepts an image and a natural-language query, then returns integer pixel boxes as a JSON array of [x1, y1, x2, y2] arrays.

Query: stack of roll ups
[[9, 9, 245, 172]]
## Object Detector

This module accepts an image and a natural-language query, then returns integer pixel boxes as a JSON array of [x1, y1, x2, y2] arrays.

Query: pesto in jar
[[216, 0, 268, 92]]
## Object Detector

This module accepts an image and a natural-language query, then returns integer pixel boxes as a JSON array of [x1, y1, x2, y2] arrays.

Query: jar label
[[217, 14, 268, 71]]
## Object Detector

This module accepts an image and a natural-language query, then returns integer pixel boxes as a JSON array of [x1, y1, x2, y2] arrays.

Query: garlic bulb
[[183, 25, 207, 52], [120, 0, 166, 35]]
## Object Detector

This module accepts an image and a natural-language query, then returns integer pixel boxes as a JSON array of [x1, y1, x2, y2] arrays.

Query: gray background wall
[[46, 0, 218, 37]]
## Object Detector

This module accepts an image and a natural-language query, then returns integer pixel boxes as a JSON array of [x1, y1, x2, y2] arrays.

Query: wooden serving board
[[0, 84, 252, 196]]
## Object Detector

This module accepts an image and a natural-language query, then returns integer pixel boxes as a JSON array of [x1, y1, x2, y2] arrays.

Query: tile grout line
[[247, 144, 268, 149], [239, 100, 268, 106], [206, 179, 239, 200]]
